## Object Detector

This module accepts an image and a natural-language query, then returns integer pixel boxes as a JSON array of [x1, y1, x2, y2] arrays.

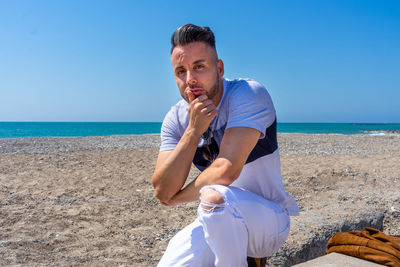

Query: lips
[[190, 89, 203, 96]]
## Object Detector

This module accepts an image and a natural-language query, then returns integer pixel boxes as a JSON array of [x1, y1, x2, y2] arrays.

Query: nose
[[186, 70, 197, 85]]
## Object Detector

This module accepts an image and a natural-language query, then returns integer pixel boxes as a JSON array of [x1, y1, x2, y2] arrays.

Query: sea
[[1, 122, 400, 139]]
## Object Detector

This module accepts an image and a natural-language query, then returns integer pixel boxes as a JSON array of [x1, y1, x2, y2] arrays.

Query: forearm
[[152, 127, 201, 202], [153, 92, 219, 204], [167, 158, 235, 205]]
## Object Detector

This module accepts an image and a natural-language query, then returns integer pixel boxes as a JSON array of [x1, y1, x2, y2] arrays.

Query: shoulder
[[164, 100, 189, 123], [225, 78, 266, 90], [223, 78, 276, 136], [160, 100, 189, 151], [162, 99, 189, 134], [224, 78, 273, 106]]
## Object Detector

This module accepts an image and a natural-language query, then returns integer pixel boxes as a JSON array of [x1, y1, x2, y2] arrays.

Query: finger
[[202, 99, 214, 107], [207, 109, 218, 118], [200, 102, 216, 113], [187, 90, 195, 103], [201, 104, 217, 115], [196, 94, 208, 102]]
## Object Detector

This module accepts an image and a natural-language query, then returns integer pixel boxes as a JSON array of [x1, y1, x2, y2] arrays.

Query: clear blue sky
[[1, 0, 399, 123]]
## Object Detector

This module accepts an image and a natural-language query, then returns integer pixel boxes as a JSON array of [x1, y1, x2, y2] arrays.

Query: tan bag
[[326, 227, 400, 266]]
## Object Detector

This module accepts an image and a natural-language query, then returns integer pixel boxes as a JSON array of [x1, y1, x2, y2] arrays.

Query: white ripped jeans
[[157, 185, 290, 267]]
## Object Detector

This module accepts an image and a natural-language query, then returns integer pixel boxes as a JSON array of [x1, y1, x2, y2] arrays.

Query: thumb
[[187, 90, 195, 103]]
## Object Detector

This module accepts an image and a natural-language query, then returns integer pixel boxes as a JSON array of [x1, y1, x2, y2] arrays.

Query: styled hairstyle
[[171, 24, 216, 54]]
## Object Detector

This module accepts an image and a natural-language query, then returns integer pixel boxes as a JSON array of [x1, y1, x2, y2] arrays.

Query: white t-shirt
[[160, 78, 299, 216]]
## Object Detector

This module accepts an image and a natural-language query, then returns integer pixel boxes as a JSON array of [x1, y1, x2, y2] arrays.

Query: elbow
[[152, 173, 175, 203], [211, 159, 241, 186], [151, 172, 159, 191], [153, 187, 171, 203], [151, 173, 170, 203]]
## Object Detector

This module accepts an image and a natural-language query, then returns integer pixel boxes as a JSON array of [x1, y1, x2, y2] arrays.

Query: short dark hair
[[171, 24, 216, 54]]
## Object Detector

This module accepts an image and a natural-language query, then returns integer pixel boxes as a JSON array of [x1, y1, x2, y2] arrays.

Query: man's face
[[171, 41, 224, 106]]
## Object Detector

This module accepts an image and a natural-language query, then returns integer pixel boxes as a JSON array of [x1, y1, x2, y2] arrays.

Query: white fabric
[[157, 185, 290, 267]]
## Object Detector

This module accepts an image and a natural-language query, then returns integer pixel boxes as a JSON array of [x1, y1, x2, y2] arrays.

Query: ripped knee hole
[[200, 188, 225, 212]]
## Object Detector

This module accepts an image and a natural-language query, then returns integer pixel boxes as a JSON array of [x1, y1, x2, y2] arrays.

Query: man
[[152, 24, 299, 267]]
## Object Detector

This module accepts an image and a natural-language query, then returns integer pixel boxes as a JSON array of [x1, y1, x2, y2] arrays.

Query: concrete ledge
[[267, 211, 386, 266], [292, 252, 383, 266]]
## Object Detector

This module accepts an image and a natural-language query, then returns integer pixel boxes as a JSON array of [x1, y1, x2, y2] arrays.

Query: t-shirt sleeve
[[226, 80, 276, 139], [160, 107, 181, 152]]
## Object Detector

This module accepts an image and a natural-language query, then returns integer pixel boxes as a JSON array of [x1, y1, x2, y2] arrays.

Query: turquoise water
[[277, 123, 400, 135], [1, 122, 400, 139], [0, 122, 162, 139]]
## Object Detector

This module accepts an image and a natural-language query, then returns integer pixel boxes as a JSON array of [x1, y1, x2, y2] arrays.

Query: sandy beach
[[1, 133, 399, 266]]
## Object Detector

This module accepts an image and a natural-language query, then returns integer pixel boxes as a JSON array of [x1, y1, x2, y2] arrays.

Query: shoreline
[[1, 129, 400, 140], [1, 134, 399, 266], [0, 126, 400, 141]]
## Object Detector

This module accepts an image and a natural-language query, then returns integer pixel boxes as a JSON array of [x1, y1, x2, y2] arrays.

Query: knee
[[200, 187, 225, 211], [201, 188, 224, 204]]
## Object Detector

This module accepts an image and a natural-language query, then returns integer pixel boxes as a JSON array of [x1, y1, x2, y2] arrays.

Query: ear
[[217, 59, 224, 78]]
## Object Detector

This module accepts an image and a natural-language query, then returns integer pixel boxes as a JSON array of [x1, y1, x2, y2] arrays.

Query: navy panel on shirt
[[193, 137, 220, 171], [192, 119, 278, 170], [245, 119, 278, 164]]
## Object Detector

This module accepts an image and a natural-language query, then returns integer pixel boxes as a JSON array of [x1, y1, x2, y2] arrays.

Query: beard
[[205, 72, 220, 100]]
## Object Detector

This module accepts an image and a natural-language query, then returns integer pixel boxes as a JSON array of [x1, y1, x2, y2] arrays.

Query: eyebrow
[[193, 59, 206, 65], [175, 59, 206, 71]]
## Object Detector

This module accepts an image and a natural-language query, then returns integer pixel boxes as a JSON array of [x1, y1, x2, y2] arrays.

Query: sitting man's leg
[[157, 219, 215, 267], [198, 186, 249, 266], [198, 185, 290, 267]]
